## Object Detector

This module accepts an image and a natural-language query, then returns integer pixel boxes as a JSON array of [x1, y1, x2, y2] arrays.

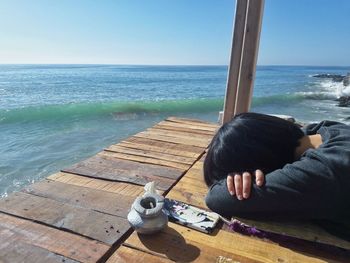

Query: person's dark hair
[[204, 112, 304, 186]]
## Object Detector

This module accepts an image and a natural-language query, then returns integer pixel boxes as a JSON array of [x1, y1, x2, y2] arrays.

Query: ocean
[[1, 64, 350, 197]]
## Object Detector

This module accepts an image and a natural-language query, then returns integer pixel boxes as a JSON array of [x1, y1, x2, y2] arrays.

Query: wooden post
[[222, 0, 264, 124], [222, 0, 249, 124]]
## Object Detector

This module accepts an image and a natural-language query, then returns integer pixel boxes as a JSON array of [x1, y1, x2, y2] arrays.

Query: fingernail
[[237, 195, 243, 200], [243, 193, 248, 199], [229, 191, 235, 196]]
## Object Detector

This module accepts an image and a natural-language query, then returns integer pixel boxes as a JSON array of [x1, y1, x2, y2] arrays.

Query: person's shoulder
[[304, 120, 349, 135]]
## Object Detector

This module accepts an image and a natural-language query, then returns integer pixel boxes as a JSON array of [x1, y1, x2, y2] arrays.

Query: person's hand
[[226, 169, 265, 200]]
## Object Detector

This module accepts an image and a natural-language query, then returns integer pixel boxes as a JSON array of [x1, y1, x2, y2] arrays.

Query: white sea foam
[[319, 79, 349, 98], [299, 79, 349, 100], [296, 91, 335, 100]]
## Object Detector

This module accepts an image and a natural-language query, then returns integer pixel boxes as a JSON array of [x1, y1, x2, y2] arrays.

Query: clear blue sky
[[0, 0, 349, 66]]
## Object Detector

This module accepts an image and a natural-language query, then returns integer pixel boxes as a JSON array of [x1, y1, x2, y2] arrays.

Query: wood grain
[[0, 240, 78, 263], [147, 127, 214, 141], [62, 155, 183, 191], [0, 192, 130, 245], [107, 245, 172, 263], [121, 137, 203, 157], [156, 120, 218, 132], [167, 189, 207, 210], [153, 123, 215, 135], [48, 172, 145, 197], [100, 150, 190, 170], [0, 212, 109, 263], [166, 161, 208, 209], [124, 222, 340, 263], [166, 117, 219, 128], [105, 144, 195, 164], [134, 132, 210, 148], [24, 179, 134, 218]]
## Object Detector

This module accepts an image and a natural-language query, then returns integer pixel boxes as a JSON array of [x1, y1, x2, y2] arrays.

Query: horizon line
[[0, 63, 349, 67]]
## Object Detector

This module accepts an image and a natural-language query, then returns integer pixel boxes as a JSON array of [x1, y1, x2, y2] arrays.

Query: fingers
[[234, 174, 243, 200], [242, 172, 252, 199], [227, 170, 260, 200], [226, 174, 235, 196], [255, 169, 265, 186]]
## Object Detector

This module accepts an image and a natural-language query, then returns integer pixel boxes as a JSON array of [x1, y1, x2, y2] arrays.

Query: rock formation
[[343, 73, 350, 87], [313, 74, 345, 82]]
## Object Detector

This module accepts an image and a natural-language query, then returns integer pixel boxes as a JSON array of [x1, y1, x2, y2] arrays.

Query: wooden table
[[0, 117, 349, 262]]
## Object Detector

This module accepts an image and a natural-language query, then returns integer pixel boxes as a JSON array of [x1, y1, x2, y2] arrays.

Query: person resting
[[204, 112, 350, 231]]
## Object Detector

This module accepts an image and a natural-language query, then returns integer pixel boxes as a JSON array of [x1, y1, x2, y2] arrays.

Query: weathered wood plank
[[168, 165, 207, 194], [0, 212, 109, 263], [66, 154, 183, 180], [62, 155, 183, 191], [123, 236, 259, 263], [48, 172, 145, 197], [174, 161, 204, 178], [166, 117, 219, 128], [121, 137, 203, 157], [146, 127, 214, 142], [117, 141, 199, 159], [24, 180, 134, 218], [0, 240, 78, 263], [153, 123, 216, 135], [158, 120, 218, 132], [100, 150, 190, 170], [173, 179, 207, 194], [136, 130, 210, 147], [0, 192, 130, 245], [167, 189, 207, 210], [107, 245, 172, 263], [124, 222, 340, 263], [166, 160, 208, 209], [105, 144, 195, 165], [135, 132, 210, 148]]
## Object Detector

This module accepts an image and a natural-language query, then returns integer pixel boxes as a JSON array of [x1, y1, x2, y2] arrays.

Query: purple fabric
[[229, 219, 267, 239], [225, 218, 350, 255]]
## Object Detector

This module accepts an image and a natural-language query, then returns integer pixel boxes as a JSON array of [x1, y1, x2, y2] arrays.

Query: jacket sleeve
[[205, 151, 342, 220]]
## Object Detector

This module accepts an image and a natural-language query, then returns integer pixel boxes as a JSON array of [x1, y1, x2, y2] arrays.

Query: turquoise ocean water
[[1, 65, 350, 197]]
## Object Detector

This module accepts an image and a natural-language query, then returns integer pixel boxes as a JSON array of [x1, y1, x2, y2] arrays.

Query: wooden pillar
[[222, 0, 248, 124], [222, 0, 264, 124]]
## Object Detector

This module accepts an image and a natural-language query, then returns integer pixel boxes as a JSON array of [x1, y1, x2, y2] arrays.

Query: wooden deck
[[0, 117, 349, 262]]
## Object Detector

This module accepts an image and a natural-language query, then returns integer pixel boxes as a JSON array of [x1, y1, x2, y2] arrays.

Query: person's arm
[[205, 153, 342, 220]]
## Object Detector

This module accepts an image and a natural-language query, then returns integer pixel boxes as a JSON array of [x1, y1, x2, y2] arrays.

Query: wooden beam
[[222, 0, 264, 123], [222, 0, 248, 124], [234, 0, 264, 115]]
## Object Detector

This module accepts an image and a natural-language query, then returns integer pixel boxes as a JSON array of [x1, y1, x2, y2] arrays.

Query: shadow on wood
[[128, 226, 201, 262]]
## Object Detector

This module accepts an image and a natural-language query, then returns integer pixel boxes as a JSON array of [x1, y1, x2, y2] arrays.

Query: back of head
[[204, 112, 304, 186]]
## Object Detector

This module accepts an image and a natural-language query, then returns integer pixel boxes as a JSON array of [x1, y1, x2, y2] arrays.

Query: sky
[[0, 0, 349, 66]]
